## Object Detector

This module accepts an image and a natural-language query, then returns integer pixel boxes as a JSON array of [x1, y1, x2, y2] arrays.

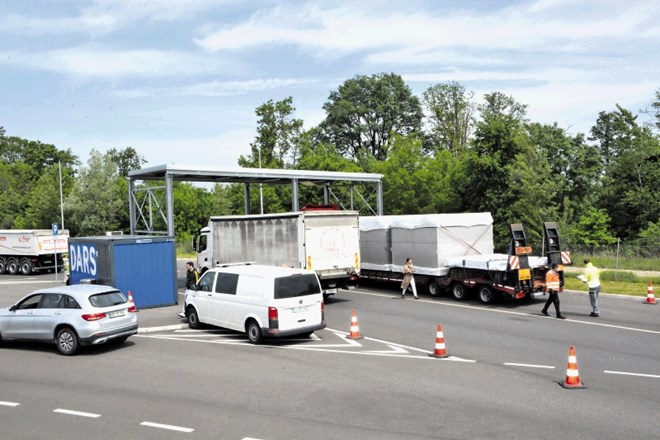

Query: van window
[[198, 272, 215, 292], [215, 273, 239, 295], [274, 274, 321, 299]]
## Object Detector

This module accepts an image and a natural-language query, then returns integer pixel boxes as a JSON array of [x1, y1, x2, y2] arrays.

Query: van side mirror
[[9, 305, 17, 312]]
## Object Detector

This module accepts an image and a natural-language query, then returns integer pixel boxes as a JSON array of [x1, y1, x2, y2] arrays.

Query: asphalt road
[[1, 270, 658, 439]]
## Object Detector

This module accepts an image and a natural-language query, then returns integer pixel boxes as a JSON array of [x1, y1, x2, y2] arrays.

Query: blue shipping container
[[68, 236, 177, 308]]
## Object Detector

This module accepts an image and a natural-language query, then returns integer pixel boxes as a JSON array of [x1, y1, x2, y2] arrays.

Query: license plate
[[292, 306, 308, 313], [324, 288, 338, 294], [518, 268, 531, 281], [531, 291, 546, 298], [108, 309, 126, 318]]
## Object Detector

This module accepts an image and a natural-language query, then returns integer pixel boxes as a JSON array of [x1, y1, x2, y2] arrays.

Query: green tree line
[[1, 75, 658, 254]]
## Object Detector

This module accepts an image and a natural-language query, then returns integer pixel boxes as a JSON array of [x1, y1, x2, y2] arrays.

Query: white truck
[[0, 229, 69, 275], [193, 210, 361, 297], [359, 213, 568, 303]]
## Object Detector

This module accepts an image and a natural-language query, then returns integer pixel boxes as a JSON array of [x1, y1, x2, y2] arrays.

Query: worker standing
[[580, 259, 601, 317]]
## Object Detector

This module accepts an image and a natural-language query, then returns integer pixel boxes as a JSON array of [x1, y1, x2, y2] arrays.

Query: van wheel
[[187, 307, 201, 329], [451, 283, 468, 301], [56, 327, 79, 355], [246, 320, 263, 344]]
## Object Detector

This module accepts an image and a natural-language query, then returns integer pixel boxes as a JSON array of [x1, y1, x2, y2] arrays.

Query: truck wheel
[[428, 280, 442, 297], [19, 258, 32, 275], [0, 257, 6, 274], [451, 283, 468, 301], [478, 285, 497, 304], [6, 258, 19, 275], [246, 320, 263, 344]]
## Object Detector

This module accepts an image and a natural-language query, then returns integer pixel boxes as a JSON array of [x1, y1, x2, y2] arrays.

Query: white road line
[[504, 362, 555, 369], [0, 401, 20, 407], [140, 421, 194, 433], [604, 370, 660, 379], [351, 289, 660, 335], [53, 409, 101, 418]]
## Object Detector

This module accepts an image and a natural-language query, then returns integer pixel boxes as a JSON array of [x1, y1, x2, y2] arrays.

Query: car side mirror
[[191, 284, 198, 291], [9, 305, 17, 312]]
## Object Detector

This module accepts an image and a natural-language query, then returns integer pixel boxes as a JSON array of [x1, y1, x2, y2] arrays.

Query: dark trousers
[[542, 291, 561, 316]]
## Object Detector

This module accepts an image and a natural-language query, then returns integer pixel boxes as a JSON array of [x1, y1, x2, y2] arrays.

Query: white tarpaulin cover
[[360, 213, 500, 276]]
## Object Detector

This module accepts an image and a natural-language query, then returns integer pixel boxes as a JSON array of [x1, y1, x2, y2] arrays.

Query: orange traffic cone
[[429, 323, 448, 358], [644, 281, 656, 305], [559, 346, 586, 389], [127, 290, 137, 312], [346, 309, 363, 340]]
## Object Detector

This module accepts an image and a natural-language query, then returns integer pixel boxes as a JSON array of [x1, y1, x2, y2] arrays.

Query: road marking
[[604, 370, 660, 379], [0, 401, 20, 407], [351, 289, 660, 335], [504, 362, 555, 369], [140, 421, 194, 433], [0, 280, 62, 285], [53, 409, 101, 418]]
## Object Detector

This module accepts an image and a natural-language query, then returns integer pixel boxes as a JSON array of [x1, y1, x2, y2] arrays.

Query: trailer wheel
[[451, 283, 468, 300], [19, 258, 32, 275], [428, 280, 442, 296], [0, 257, 6, 274], [6, 258, 19, 275], [478, 285, 497, 304]]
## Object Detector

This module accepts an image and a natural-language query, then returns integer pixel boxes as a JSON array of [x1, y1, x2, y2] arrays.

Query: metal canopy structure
[[127, 164, 384, 236]]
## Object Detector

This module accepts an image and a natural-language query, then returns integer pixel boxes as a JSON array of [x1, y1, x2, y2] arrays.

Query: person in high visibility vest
[[542, 263, 566, 319], [580, 259, 601, 317]]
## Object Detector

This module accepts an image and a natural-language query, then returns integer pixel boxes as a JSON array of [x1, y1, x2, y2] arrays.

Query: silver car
[[0, 284, 138, 355]]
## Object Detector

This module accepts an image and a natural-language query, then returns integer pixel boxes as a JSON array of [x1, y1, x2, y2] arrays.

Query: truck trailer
[[358, 213, 569, 303], [0, 229, 69, 275], [193, 210, 361, 297]]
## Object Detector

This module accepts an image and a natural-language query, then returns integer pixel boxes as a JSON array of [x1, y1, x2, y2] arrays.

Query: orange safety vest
[[545, 270, 560, 292]]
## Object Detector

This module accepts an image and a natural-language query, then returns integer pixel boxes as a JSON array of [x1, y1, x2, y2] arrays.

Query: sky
[[1, 0, 658, 169]]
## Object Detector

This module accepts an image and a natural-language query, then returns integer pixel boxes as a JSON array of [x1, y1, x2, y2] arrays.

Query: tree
[[318, 73, 423, 161], [107, 147, 146, 177], [65, 150, 125, 236], [18, 165, 74, 229], [422, 82, 476, 155], [239, 97, 304, 169], [569, 207, 617, 247], [463, 92, 536, 247]]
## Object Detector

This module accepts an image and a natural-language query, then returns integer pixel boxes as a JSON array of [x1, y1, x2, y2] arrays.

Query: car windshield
[[89, 291, 127, 308], [274, 274, 321, 299]]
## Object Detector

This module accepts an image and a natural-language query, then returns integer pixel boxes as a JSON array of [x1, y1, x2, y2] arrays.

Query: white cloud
[[0, 45, 224, 78]]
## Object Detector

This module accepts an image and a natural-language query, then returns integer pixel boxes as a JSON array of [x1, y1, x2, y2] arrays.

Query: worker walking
[[580, 259, 601, 317], [542, 263, 565, 319], [401, 258, 419, 300]]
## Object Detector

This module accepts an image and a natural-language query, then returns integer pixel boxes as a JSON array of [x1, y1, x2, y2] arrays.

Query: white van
[[183, 264, 326, 343]]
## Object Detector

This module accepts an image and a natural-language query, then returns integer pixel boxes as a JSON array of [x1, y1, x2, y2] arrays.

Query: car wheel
[[19, 258, 32, 275], [478, 285, 497, 304], [451, 283, 468, 301], [246, 320, 263, 344], [7, 258, 19, 275], [56, 327, 79, 355], [186, 307, 201, 329], [428, 279, 441, 296]]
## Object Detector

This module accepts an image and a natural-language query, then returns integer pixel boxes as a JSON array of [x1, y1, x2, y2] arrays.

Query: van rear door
[[273, 273, 323, 331]]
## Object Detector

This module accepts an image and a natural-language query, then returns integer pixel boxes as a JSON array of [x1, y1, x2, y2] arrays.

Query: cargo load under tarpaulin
[[360, 213, 494, 276]]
